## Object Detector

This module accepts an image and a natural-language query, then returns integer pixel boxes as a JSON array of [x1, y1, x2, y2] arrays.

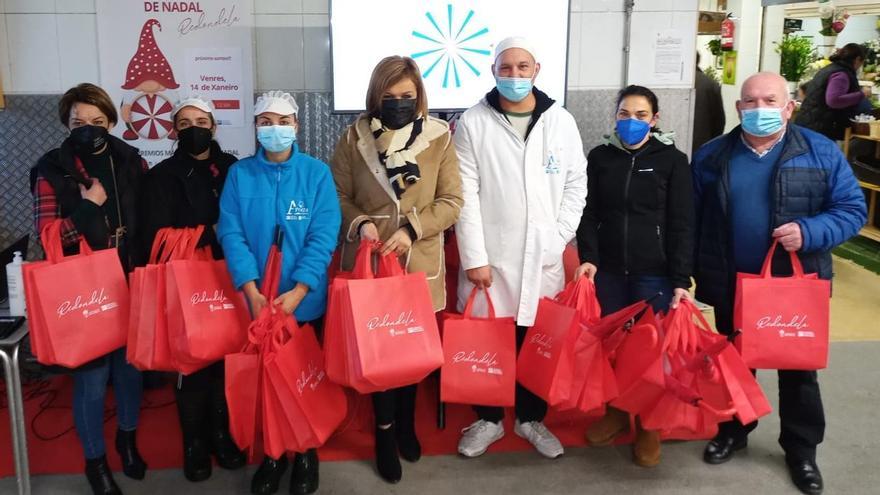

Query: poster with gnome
[[96, 0, 255, 167]]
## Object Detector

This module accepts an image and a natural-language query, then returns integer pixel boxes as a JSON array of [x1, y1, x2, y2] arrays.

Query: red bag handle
[[40, 219, 93, 263], [149, 228, 188, 264], [351, 240, 377, 280], [663, 372, 737, 418], [176, 225, 206, 260], [760, 239, 805, 279], [462, 286, 497, 319], [377, 252, 406, 278], [556, 276, 601, 324]]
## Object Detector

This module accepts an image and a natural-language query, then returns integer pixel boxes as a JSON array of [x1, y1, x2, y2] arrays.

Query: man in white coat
[[454, 36, 588, 459]]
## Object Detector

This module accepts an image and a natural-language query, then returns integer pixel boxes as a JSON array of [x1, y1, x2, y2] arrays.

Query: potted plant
[[776, 34, 816, 93]]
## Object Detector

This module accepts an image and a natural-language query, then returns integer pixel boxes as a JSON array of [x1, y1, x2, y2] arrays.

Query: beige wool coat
[[330, 115, 463, 311]]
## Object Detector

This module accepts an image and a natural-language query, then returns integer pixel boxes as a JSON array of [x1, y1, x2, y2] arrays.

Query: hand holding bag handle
[[462, 286, 497, 320], [759, 239, 806, 279]]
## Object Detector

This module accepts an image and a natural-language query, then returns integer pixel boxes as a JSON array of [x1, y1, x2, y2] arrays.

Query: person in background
[[217, 91, 342, 495], [453, 36, 587, 460], [693, 52, 726, 154], [795, 43, 871, 140], [574, 85, 694, 467], [329, 55, 463, 484], [693, 72, 866, 495], [30, 83, 147, 495], [138, 96, 245, 483]]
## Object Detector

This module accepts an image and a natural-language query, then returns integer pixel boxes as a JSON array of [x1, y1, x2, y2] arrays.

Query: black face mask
[[69, 125, 108, 154], [177, 126, 213, 156], [380, 98, 418, 130]]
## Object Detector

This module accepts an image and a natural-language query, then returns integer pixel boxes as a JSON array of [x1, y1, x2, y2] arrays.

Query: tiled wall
[[1, 0, 700, 93]]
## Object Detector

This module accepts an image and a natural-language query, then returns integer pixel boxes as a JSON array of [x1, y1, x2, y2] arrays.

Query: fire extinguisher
[[721, 15, 735, 51]]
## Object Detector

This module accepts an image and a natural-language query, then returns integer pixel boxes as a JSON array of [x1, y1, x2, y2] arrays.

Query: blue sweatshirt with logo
[[217, 144, 341, 322]]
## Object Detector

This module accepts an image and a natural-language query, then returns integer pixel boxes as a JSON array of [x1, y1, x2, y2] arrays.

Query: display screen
[[330, 0, 570, 112]]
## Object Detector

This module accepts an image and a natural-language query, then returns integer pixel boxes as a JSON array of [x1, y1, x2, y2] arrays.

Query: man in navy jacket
[[692, 72, 866, 495]]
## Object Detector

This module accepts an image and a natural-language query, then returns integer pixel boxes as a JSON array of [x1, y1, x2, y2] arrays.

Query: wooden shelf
[[860, 225, 880, 243]]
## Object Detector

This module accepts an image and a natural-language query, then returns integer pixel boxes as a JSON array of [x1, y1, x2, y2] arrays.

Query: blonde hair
[[365, 56, 428, 118]]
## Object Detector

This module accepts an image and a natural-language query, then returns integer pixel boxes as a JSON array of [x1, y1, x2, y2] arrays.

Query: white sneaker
[[514, 420, 564, 459], [457, 419, 505, 458]]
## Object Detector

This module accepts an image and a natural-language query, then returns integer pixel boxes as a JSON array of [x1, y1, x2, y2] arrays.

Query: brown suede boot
[[633, 419, 661, 467], [585, 406, 630, 446]]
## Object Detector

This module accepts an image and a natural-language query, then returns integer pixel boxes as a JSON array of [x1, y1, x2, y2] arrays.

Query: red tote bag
[[23, 220, 129, 367], [441, 288, 516, 407], [610, 316, 666, 415], [734, 240, 830, 370], [128, 228, 183, 371], [165, 227, 250, 372], [517, 297, 580, 406], [324, 241, 373, 386], [269, 321, 347, 449], [341, 250, 444, 393]]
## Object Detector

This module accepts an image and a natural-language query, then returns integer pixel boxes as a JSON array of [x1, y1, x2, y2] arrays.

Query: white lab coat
[[454, 95, 588, 326]]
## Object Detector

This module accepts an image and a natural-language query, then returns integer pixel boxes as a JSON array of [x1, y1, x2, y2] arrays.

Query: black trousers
[[473, 325, 547, 424], [715, 304, 825, 461], [175, 360, 228, 444], [372, 384, 418, 426]]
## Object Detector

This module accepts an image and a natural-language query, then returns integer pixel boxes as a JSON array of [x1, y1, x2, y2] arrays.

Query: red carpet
[[0, 373, 712, 478]]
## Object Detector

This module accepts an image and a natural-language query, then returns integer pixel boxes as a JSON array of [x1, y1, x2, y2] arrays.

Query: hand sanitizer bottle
[[6, 251, 26, 317]]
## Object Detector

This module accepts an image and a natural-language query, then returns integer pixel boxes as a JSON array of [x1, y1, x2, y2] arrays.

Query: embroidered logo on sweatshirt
[[285, 200, 310, 221]]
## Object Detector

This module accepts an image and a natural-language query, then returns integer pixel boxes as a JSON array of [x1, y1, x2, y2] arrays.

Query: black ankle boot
[[395, 417, 421, 462], [251, 455, 289, 495], [211, 428, 246, 470], [183, 436, 212, 482], [375, 425, 402, 484], [290, 449, 319, 495], [114, 429, 147, 480], [85, 455, 122, 495]]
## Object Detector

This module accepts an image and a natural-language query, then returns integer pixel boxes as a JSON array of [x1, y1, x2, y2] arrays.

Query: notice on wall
[[653, 29, 685, 83], [96, 1, 255, 167]]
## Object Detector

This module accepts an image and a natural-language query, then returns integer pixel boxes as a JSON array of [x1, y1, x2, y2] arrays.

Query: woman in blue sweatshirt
[[217, 91, 341, 495]]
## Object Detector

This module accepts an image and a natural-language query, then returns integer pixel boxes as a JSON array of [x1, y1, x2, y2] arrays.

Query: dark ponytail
[[830, 43, 866, 67]]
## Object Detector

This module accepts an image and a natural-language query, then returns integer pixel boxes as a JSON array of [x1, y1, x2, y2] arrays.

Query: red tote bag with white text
[[734, 240, 830, 370]]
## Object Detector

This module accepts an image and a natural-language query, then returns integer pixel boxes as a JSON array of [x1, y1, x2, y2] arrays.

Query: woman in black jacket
[[574, 85, 694, 468], [31, 83, 147, 495], [138, 96, 245, 482]]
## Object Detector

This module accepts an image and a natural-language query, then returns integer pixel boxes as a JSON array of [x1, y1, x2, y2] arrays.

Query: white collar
[[740, 130, 785, 158]]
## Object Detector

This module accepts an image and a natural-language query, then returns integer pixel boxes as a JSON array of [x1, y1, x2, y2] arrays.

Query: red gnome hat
[[121, 19, 179, 90]]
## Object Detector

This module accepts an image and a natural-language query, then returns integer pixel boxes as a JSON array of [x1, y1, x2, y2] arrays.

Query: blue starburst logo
[[411, 4, 490, 88]]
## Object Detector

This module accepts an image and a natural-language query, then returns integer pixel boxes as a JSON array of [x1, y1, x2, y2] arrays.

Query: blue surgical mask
[[496, 77, 533, 102], [257, 125, 297, 153], [615, 118, 652, 147], [741, 107, 784, 137]]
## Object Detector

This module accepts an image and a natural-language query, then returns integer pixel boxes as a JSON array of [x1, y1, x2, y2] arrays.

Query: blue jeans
[[594, 271, 673, 316], [73, 347, 143, 459]]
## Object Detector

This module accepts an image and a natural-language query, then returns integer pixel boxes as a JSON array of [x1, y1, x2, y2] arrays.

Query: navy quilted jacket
[[691, 124, 866, 312]]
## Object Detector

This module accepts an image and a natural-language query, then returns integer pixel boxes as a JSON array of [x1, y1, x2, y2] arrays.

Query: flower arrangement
[[818, 0, 849, 36], [802, 58, 832, 82]]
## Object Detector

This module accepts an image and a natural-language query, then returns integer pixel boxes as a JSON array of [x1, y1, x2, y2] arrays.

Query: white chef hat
[[494, 36, 538, 62], [254, 90, 299, 117], [173, 95, 214, 119]]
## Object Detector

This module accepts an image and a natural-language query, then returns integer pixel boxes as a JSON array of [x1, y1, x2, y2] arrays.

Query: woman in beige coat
[[330, 55, 463, 484]]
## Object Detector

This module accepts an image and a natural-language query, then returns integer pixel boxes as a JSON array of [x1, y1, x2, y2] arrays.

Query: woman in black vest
[[137, 96, 245, 482], [795, 43, 871, 140], [30, 83, 147, 495]]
